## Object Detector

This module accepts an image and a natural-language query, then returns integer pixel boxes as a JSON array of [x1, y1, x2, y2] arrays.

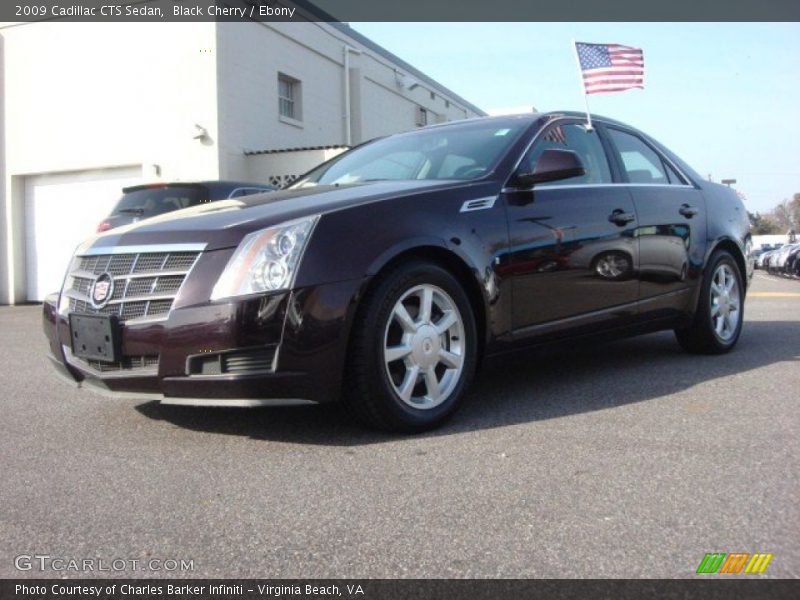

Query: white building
[[0, 19, 484, 303]]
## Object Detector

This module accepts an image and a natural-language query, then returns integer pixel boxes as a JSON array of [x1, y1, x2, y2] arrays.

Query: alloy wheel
[[383, 284, 465, 410], [709, 263, 740, 342]]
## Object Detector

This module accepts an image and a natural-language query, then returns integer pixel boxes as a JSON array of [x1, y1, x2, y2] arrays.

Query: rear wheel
[[675, 250, 743, 354], [343, 261, 477, 432]]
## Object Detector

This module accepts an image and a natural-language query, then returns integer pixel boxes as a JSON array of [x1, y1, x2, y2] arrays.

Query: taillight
[[97, 220, 112, 232]]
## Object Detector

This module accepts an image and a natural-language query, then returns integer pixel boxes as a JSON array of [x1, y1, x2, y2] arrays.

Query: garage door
[[24, 167, 142, 301]]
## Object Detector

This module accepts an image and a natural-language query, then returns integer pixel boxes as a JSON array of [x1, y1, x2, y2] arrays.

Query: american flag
[[543, 125, 567, 144], [575, 42, 644, 95]]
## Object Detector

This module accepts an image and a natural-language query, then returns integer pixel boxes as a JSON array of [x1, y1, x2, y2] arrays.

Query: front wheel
[[675, 250, 744, 354], [343, 261, 477, 432]]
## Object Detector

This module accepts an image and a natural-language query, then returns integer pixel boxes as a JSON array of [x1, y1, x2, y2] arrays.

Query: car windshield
[[113, 186, 206, 217], [290, 120, 530, 188]]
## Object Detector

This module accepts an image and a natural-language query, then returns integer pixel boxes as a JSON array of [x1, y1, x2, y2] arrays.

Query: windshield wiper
[[116, 208, 145, 215]]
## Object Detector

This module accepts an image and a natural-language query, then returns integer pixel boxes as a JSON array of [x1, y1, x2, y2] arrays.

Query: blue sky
[[351, 22, 800, 213]]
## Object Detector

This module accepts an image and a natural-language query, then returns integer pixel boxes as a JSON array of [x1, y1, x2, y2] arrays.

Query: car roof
[[419, 111, 635, 131]]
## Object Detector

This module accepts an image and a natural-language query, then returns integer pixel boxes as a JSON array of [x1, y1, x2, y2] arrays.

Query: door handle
[[679, 204, 699, 218], [608, 209, 636, 226]]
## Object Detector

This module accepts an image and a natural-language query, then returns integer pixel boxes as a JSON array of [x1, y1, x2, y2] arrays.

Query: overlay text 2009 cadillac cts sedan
[[43, 113, 752, 432]]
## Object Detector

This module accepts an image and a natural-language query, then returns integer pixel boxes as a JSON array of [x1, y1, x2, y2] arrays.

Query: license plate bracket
[[69, 314, 120, 363]]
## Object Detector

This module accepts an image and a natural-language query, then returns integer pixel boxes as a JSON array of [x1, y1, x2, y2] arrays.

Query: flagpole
[[571, 39, 593, 130]]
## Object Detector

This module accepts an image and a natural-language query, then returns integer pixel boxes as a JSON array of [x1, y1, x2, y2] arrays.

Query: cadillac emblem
[[90, 273, 115, 309]]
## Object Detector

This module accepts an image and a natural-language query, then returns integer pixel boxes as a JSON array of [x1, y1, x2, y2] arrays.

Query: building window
[[278, 73, 301, 121], [415, 106, 428, 127]]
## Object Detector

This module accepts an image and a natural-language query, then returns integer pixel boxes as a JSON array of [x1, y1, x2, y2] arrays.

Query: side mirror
[[515, 149, 586, 188]]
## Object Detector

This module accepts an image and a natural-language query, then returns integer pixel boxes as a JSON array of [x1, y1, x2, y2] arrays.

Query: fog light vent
[[222, 348, 277, 374], [187, 345, 277, 376]]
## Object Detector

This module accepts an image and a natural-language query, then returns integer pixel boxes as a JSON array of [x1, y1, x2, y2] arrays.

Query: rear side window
[[113, 186, 205, 217], [607, 129, 675, 185], [521, 122, 612, 185]]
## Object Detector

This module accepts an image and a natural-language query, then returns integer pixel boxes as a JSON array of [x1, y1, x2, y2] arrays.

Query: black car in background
[[45, 112, 752, 432], [97, 181, 275, 232]]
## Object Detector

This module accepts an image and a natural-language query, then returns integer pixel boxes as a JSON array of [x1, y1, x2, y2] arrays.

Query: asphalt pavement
[[0, 272, 797, 578]]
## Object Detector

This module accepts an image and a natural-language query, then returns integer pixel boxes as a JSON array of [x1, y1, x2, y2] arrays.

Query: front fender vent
[[460, 196, 496, 213]]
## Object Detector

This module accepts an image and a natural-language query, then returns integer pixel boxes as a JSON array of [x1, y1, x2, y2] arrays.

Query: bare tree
[[769, 198, 798, 231]]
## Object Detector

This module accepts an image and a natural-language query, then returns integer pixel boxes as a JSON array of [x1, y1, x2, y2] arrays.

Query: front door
[[505, 121, 639, 337]]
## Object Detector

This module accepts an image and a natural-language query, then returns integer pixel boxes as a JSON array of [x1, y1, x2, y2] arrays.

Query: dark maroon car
[[43, 112, 752, 432]]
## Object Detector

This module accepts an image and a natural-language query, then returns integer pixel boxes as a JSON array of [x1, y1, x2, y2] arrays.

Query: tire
[[675, 250, 744, 354], [343, 261, 477, 432]]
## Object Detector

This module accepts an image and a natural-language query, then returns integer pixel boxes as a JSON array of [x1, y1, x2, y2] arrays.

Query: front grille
[[62, 249, 201, 323], [80, 355, 159, 373]]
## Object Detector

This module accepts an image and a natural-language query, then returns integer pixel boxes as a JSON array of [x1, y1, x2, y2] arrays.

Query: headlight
[[210, 215, 319, 300]]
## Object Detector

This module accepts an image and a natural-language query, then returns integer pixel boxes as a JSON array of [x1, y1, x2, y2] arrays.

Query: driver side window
[[521, 122, 612, 186]]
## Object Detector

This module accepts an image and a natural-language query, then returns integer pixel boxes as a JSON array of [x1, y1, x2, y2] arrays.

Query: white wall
[[216, 21, 481, 181], [1, 22, 220, 303], [0, 33, 7, 304], [216, 22, 346, 181], [1, 20, 484, 303]]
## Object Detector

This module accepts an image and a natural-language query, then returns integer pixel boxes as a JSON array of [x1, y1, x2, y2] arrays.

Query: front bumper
[[43, 278, 363, 405]]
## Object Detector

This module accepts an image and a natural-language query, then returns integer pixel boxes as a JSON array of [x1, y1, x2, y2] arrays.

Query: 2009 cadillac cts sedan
[[43, 112, 751, 432]]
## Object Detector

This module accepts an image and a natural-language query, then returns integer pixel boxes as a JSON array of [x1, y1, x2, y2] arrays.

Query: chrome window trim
[[505, 115, 697, 191], [501, 183, 695, 193], [80, 243, 207, 256]]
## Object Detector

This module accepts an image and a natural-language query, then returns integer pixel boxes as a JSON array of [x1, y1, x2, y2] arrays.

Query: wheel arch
[[353, 243, 490, 364], [708, 237, 748, 296]]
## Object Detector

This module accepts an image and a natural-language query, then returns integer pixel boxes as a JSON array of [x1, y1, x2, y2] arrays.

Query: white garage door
[[24, 167, 142, 301]]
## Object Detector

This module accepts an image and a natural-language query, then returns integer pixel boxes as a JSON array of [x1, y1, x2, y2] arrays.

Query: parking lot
[[0, 273, 797, 579]]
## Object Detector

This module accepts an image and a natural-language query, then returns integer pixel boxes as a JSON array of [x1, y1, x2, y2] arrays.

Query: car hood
[[83, 180, 462, 253]]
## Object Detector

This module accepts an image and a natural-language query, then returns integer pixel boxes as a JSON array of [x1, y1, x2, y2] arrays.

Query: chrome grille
[[63, 249, 201, 323]]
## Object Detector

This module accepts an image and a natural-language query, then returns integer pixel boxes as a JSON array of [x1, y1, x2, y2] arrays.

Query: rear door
[[504, 120, 640, 338], [603, 126, 707, 317]]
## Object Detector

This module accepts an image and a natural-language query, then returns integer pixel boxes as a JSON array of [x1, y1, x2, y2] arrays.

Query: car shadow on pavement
[[135, 320, 800, 446]]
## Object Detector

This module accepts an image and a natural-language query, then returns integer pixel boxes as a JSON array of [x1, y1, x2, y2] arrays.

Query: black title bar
[[2, 579, 799, 600], [2, 0, 800, 24]]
